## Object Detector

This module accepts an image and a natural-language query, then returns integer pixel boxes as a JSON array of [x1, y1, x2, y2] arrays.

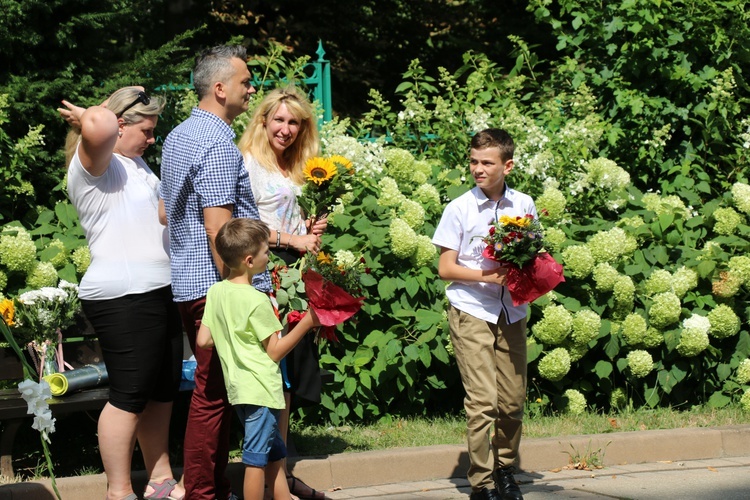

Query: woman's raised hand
[[57, 100, 86, 131]]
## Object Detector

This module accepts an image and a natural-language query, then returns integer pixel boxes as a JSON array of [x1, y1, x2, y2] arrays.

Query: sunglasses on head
[[116, 91, 150, 118]]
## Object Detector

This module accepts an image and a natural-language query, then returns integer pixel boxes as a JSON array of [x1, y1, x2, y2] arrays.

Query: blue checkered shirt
[[160, 108, 272, 301]]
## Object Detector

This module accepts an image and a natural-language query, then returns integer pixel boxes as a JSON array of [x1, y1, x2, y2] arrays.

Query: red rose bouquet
[[481, 213, 564, 305]]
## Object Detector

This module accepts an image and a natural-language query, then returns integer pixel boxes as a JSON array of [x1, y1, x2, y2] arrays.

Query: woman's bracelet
[[276, 231, 281, 249]]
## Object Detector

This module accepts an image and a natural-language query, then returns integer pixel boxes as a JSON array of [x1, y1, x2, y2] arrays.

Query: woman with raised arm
[[237, 86, 329, 500], [59, 87, 185, 500]]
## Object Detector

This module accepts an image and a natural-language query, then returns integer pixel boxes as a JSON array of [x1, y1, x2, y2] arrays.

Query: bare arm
[[158, 198, 167, 226], [262, 309, 321, 362], [437, 247, 507, 286], [64, 104, 118, 177], [196, 322, 215, 349], [204, 205, 233, 278]]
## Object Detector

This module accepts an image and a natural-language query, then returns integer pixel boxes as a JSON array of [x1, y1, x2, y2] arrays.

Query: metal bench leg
[[1, 418, 22, 478]]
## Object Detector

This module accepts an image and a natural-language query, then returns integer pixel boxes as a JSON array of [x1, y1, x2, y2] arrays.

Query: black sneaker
[[492, 466, 524, 500], [469, 486, 503, 500]]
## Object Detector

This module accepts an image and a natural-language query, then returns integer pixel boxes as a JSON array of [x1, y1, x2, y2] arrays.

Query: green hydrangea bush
[[303, 42, 750, 422], [0, 202, 88, 300]]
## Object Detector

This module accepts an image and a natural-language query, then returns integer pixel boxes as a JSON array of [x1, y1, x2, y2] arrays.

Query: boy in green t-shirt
[[197, 218, 320, 500]]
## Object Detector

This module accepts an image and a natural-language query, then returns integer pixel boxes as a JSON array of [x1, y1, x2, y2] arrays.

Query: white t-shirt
[[67, 150, 171, 300], [432, 185, 537, 325], [244, 153, 307, 235]]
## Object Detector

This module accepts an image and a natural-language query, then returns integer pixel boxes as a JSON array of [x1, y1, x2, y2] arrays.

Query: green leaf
[[527, 340, 544, 363], [275, 288, 289, 307], [403, 344, 419, 360], [378, 277, 398, 300], [603, 334, 621, 360], [55, 202, 78, 229], [594, 360, 613, 379], [335, 402, 350, 419], [658, 213, 675, 232], [385, 339, 402, 360], [344, 377, 357, 397], [404, 277, 420, 298], [432, 341, 450, 364], [330, 233, 360, 251], [415, 309, 442, 331], [359, 372, 372, 390], [706, 392, 731, 408], [419, 345, 432, 368], [353, 346, 374, 367], [695, 261, 716, 279], [360, 273, 377, 287], [416, 327, 437, 344], [56, 263, 78, 283], [39, 246, 64, 262]]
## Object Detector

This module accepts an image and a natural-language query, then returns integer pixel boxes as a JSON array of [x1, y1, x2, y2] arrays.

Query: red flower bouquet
[[481, 214, 564, 305], [298, 251, 366, 341]]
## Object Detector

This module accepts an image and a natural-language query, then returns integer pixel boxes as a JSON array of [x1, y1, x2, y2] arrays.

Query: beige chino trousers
[[448, 305, 528, 491]]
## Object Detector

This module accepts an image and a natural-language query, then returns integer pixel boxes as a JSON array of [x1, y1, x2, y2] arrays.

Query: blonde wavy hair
[[64, 86, 165, 165], [237, 86, 319, 185]]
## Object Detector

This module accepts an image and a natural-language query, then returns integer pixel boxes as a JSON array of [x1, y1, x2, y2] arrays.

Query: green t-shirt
[[202, 280, 284, 408]]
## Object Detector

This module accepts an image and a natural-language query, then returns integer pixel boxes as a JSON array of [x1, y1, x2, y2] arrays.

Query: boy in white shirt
[[432, 129, 536, 500]]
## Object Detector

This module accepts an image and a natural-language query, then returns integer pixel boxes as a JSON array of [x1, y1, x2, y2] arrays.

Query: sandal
[[287, 474, 327, 500], [144, 478, 185, 500]]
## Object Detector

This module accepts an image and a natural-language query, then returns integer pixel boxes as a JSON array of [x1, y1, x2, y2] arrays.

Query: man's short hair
[[215, 218, 270, 268], [193, 45, 247, 100], [471, 128, 515, 162]]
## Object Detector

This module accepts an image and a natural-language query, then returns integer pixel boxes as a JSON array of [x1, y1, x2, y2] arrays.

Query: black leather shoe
[[493, 466, 524, 500], [469, 486, 503, 500]]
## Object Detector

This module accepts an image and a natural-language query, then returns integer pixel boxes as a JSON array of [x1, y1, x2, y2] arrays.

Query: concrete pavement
[[2, 425, 749, 499]]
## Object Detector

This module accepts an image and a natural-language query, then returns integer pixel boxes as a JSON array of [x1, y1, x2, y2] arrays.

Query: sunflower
[[303, 157, 337, 185], [499, 214, 531, 228], [0, 298, 14, 326], [329, 155, 354, 174]]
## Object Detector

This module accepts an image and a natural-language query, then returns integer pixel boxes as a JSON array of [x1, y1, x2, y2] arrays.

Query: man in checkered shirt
[[160, 45, 270, 500]]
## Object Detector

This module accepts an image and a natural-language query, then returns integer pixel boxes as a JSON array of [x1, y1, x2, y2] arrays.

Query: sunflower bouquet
[[480, 213, 565, 306], [297, 155, 354, 224]]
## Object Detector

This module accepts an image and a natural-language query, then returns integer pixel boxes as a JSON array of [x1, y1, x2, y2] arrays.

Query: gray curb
[[3, 425, 749, 499]]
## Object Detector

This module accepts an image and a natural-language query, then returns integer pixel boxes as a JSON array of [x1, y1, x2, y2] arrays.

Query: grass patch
[[290, 404, 748, 457]]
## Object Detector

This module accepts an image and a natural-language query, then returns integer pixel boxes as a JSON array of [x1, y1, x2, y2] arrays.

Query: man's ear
[[504, 159, 515, 174], [214, 81, 226, 100], [244, 254, 254, 268]]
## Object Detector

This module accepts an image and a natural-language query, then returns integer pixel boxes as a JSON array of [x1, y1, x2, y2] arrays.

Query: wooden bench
[[0, 338, 107, 478]]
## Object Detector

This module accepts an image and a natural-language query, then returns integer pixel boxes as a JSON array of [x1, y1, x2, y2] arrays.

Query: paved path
[[3, 425, 750, 499], [325, 456, 750, 499]]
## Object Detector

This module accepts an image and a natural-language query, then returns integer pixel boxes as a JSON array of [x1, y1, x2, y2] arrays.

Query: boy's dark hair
[[193, 45, 247, 100], [471, 128, 515, 162], [215, 218, 270, 268]]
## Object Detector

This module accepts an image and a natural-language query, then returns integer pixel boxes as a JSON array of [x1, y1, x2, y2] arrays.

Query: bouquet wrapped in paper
[[481, 213, 564, 305], [293, 251, 366, 341]]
